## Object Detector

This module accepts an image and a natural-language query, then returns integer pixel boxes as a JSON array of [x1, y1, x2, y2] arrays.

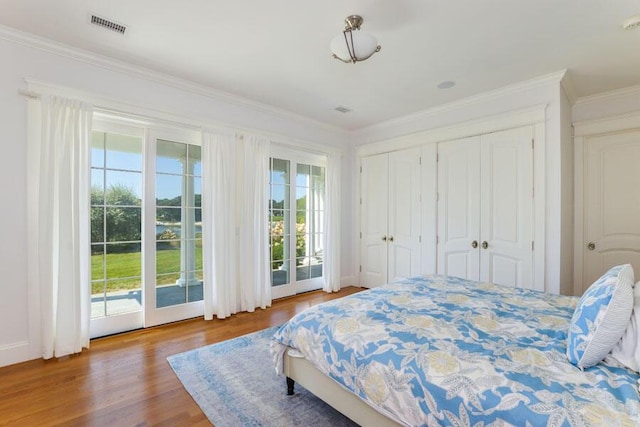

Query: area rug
[[167, 326, 358, 427]]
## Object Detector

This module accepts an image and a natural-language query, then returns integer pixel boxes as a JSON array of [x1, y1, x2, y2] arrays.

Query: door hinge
[[419, 235, 422, 243], [419, 156, 422, 165], [360, 232, 362, 239], [436, 153, 439, 162], [360, 165, 362, 173], [360, 197, 362, 205], [532, 241, 534, 251], [436, 192, 439, 202], [436, 235, 439, 244], [531, 138, 534, 149], [359, 265, 362, 272]]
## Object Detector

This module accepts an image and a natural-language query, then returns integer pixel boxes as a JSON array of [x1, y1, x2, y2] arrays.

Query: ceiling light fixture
[[622, 14, 640, 30], [330, 15, 381, 64]]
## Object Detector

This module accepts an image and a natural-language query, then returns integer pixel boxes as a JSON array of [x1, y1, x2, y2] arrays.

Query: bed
[[271, 274, 640, 426]]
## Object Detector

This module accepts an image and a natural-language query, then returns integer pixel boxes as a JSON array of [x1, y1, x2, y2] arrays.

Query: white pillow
[[566, 264, 635, 368], [609, 281, 640, 372]]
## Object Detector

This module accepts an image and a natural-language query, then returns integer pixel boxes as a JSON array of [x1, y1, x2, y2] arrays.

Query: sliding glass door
[[90, 119, 203, 337]]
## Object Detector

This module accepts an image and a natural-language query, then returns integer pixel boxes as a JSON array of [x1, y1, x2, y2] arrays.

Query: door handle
[[388, 236, 394, 242], [482, 241, 488, 249], [471, 240, 478, 248], [382, 235, 387, 242], [587, 242, 595, 251]]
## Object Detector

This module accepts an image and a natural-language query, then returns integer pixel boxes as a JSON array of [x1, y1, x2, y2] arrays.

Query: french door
[[90, 118, 203, 337], [269, 148, 326, 299]]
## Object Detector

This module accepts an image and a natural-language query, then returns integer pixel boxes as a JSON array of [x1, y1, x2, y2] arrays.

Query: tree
[[91, 184, 141, 253]]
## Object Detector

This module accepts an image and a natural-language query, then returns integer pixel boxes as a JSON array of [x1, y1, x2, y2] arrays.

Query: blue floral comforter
[[271, 275, 640, 426]]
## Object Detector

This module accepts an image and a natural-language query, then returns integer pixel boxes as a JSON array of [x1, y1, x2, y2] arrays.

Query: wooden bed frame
[[283, 348, 402, 426]]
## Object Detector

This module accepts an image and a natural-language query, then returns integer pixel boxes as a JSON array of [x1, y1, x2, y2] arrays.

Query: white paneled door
[[437, 126, 534, 288], [360, 148, 421, 287], [437, 137, 481, 280], [583, 130, 640, 292]]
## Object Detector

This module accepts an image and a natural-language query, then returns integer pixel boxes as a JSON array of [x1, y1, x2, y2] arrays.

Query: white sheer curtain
[[30, 95, 93, 359], [323, 151, 342, 292], [201, 130, 238, 320], [238, 134, 272, 311]]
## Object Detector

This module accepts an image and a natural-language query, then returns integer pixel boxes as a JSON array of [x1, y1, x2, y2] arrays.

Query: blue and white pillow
[[566, 264, 635, 369]]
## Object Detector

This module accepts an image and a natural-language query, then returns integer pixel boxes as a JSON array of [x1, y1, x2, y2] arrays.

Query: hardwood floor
[[0, 286, 362, 426]]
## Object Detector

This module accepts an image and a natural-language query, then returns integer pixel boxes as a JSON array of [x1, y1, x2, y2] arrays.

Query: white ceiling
[[2, 0, 640, 130]]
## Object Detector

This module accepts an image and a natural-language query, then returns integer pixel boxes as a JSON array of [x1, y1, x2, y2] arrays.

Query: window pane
[[157, 139, 187, 174], [105, 243, 141, 279], [105, 134, 142, 171], [91, 132, 105, 168], [156, 241, 181, 275], [296, 262, 310, 281], [91, 169, 104, 193], [194, 178, 202, 207], [156, 174, 183, 202], [156, 279, 186, 307], [296, 164, 310, 186], [105, 207, 141, 242], [91, 246, 105, 280], [310, 263, 323, 279], [91, 207, 105, 243], [105, 171, 142, 202], [271, 158, 289, 185], [296, 187, 308, 211], [156, 207, 181, 227], [272, 264, 289, 286], [296, 232, 309, 258]]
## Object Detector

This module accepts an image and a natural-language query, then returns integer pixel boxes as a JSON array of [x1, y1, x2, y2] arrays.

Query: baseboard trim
[[0, 340, 36, 368]]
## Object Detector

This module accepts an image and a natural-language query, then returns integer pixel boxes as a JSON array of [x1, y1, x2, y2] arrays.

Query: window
[[269, 153, 325, 298], [91, 131, 143, 318], [155, 139, 203, 307]]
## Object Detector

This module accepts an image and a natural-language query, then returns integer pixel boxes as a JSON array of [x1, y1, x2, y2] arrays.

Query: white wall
[[0, 31, 351, 367], [350, 72, 571, 296]]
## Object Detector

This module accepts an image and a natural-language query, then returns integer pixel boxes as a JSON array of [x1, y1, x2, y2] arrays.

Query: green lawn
[[91, 245, 203, 294]]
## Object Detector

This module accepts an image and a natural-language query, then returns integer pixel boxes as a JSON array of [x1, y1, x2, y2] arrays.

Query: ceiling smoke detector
[[623, 14, 640, 30], [90, 15, 127, 34]]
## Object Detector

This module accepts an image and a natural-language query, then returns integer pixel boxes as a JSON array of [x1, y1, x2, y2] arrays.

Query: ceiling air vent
[[91, 15, 127, 35], [334, 106, 352, 114]]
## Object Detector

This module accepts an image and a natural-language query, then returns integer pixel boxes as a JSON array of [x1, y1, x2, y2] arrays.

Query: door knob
[[482, 241, 488, 249], [587, 242, 595, 251], [471, 240, 478, 248], [388, 236, 394, 242], [382, 235, 387, 242]]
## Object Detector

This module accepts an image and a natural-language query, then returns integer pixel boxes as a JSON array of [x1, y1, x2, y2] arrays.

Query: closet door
[[360, 153, 389, 287], [388, 148, 422, 282], [480, 127, 534, 288], [583, 130, 640, 291], [437, 126, 534, 288], [437, 137, 481, 280]]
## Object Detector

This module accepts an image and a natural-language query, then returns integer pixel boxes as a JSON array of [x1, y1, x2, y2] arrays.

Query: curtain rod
[[19, 89, 40, 99], [18, 88, 343, 156]]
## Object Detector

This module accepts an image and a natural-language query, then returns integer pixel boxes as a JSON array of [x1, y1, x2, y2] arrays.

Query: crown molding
[[0, 24, 347, 137], [559, 70, 578, 105], [574, 83, 640, 108], [354, 70, 567, 141]]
